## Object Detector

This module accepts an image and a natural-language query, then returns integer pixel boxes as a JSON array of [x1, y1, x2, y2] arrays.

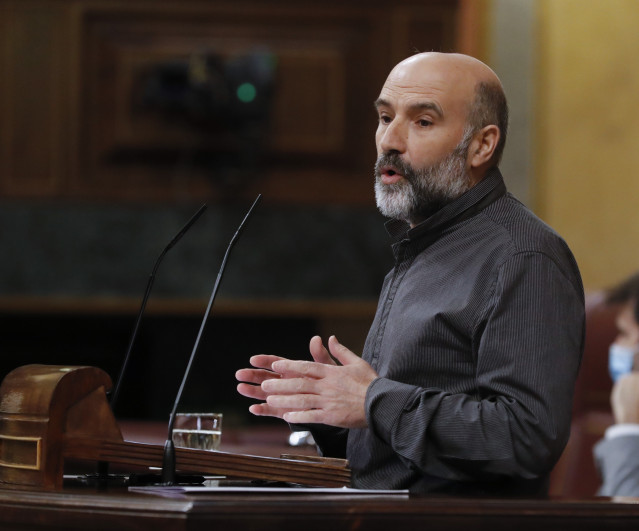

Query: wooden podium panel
[[1, 363, 638, 530], [0, 487, 639, 531]]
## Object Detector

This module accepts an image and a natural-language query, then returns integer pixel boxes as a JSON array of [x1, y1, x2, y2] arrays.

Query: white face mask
[[608, 343, 636, 382]]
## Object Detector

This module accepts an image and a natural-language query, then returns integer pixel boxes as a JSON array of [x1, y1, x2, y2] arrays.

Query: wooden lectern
[[0, 365, 350, 490]]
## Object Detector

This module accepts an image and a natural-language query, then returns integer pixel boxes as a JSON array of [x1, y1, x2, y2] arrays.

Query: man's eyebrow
[[373, 98, 443, 117], [407, 101, 443, 117], [374, 98, 391, 110]]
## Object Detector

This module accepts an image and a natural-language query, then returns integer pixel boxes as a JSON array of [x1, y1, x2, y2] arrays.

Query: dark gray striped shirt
[[311, 168, 584, 495]]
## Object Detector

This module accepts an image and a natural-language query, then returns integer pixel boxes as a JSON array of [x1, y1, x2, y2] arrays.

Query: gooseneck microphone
[[162, 194, 262, 485], [109, 204, 208, 412]]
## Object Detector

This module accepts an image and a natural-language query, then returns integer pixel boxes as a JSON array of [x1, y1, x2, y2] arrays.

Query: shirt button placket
[[371, 243, 410, 366]]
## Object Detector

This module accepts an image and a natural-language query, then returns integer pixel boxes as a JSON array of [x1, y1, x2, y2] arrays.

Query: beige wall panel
[[537, 0, 639, 290]]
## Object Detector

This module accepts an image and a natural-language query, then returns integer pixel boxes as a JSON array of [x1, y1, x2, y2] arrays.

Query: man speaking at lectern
[[236, 52, 584, 496]]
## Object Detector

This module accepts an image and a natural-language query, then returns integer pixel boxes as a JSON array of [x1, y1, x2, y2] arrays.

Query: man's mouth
[[380, 165, 405, 185]]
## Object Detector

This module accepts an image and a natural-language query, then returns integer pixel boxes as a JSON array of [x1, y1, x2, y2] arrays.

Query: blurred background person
[[595, 272, 639, 496]]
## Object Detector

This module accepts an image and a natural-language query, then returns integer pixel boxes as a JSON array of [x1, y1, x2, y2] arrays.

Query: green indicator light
[[237, 83, 257, 103]]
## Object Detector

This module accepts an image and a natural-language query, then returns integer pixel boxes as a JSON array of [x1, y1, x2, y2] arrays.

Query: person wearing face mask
[[595, 272, 639, 496], [607, 273, 639, 383]]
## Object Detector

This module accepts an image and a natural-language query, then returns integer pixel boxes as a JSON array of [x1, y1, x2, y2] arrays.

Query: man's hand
[[235, 354, 297, 419], [236, 335, 378, 428], [611, 372, 639, 424]]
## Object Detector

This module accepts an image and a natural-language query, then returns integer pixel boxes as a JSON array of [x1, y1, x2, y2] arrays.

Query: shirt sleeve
[[305, 425, 349, 459], [365, 251, 584, 481], [595, 435, 639, 496], [604, 423, 639, 439]]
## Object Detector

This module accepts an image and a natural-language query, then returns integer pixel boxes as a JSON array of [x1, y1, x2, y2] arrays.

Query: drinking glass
[[172, 412, 222, 451]]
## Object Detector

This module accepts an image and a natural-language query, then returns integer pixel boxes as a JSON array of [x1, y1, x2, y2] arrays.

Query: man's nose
[[378, 120, 407, 154]]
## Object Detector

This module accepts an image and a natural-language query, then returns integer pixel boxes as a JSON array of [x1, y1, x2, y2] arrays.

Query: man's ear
[[469, 125, 500, 168]]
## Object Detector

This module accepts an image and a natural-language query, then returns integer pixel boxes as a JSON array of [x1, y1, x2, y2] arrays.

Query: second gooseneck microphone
[[162, 194, 262, 485], [109, 204, 208, 412]]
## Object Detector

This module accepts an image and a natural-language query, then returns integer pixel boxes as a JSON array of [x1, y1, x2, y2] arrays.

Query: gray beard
[[374, 131, 474, 225]]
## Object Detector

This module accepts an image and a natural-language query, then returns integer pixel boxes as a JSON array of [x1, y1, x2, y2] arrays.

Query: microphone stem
[[167, 264, 225, 434], [110, 271, 157, 411], [109, 204, 207, 412], [163, 195, 261, 484]]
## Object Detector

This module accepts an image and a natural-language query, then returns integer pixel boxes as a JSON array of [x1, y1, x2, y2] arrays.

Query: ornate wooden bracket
[[0, 365, 122, 489]]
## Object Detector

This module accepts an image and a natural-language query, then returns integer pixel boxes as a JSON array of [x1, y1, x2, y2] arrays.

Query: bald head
[[381, 52, 508, 167], [390, 52, 502, 87]]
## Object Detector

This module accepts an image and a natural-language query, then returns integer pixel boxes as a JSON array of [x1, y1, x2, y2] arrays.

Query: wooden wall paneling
[[269, 48, 346, 154], [0, 2, 11, 193], [390, 5, 458, 63], [65, 2, 85, 196], [76, 4, 381, 204], [72, 1, 457, 205], [0, 0, 458, 203], [1, 1, 70, 197], [454, 0, 490, 59]]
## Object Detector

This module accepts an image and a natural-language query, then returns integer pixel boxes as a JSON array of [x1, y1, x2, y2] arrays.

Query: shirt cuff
[[605, 423, 639, 440], [365, 376, 422, 443]]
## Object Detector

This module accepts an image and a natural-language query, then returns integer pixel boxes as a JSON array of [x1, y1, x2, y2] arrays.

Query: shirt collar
[[385, 167, 508, 252]]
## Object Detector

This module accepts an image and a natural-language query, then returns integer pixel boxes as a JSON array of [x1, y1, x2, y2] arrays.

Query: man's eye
[[418, 119, 432, 127], [379, 115, 392, 124]]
